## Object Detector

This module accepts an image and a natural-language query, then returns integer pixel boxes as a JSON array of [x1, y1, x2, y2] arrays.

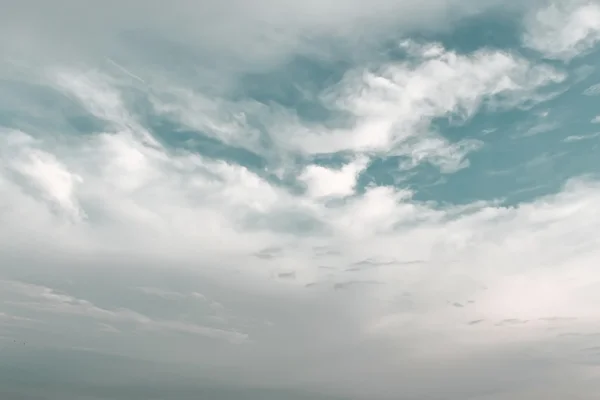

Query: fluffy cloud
[[298, 157, 369, 199], [523, 0, 600, 60]]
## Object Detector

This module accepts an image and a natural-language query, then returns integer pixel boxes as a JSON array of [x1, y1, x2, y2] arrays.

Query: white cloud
[[2, 80, 600, 397], [299, 157, 369, 199], [583, 82, 600, 95], [398, 136, 483, 173], [2, 5, 600, 398], [8, 146, 84, 220], [564, 131, 600, 142], [281, 44, 563, 161], [149, 87, 264, 153], [523, 0, 600, 60], [53, 41, 555, 178]]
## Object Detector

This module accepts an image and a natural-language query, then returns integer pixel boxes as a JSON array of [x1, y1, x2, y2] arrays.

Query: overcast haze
[[2, 0, 600, 399]]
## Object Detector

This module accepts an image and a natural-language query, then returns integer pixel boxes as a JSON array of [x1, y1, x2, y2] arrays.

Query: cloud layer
[[2, 1, 600, 399]]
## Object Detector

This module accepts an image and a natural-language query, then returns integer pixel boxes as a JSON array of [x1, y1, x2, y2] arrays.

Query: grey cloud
[[468, 319, 485, 325], [3, 248, 600, 399], [0, 0, 535, 83], [539, 316, 578, 322], [312, 246, 341, 257], [333, 280, 382, 290], [345, 258, 424, 271], [254, 246, 284, 260], [318, 265, 336, 270], [277, 271, 297, 280], [0, 278, 248, 345], [497, 318, 530, 326]]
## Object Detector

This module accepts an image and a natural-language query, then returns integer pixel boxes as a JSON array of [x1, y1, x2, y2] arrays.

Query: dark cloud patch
[[277, 271, 297, 280], [333, 280, 382, 290], [497, 319, 530, 326], [254, 247, 284, 260]]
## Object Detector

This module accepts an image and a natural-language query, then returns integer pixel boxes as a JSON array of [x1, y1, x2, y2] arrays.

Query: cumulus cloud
[[298, 157, 369, 199]]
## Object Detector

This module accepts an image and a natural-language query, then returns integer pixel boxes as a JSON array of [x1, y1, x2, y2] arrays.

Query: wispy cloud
[[1, 280, 248, 344], [279, 44, 563, 158], [523, 0, 600, 61], [564, 132, 600, 142], [583, 82, 600, 96]]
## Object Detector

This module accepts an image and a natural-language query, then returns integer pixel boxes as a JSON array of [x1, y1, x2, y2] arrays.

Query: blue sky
[[1, 0, 600, 399]]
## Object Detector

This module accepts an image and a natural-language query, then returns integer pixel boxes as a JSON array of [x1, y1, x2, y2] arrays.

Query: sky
[[1, 0, 600, 399]]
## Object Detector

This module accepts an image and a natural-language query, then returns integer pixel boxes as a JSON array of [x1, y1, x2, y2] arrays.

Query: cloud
[[523, 0, 600, 61], [7, 143, 85, 221], [584, 82, 600, 96], [0, 0, 522, 71], [1, 279, 248, 344], [3, 95, 600, 396], [135, 286, 202, 300], [2, 2, 600, 399], [280, 44, 564, 157], [564, 132, 600, 142], [298, 156, 369, 199]]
